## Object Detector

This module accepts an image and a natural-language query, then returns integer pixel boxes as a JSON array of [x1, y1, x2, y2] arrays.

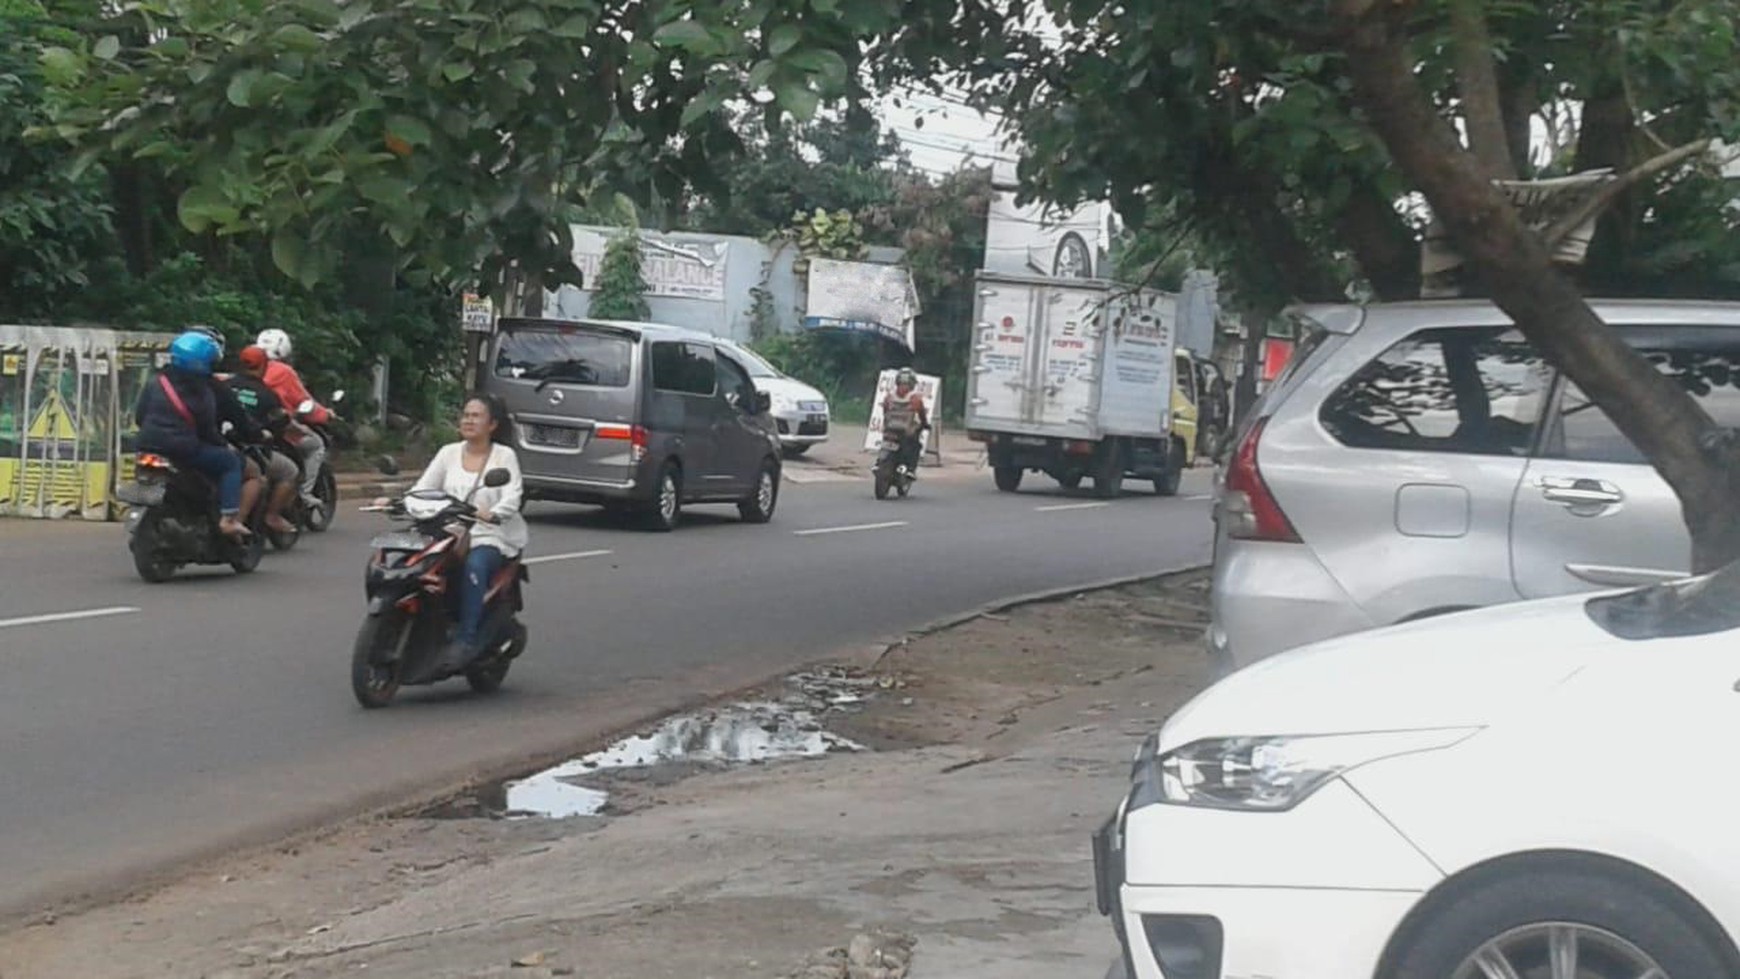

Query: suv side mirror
[[483, 467, 512, 488], [753, 390, 772, 415]]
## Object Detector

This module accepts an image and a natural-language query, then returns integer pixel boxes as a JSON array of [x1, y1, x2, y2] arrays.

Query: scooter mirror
[[376, 455, 401, 476], [483, 468, 512, 488], [296, 399, 315, 416]]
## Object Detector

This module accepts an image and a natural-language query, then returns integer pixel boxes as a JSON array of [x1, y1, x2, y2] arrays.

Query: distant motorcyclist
[[134, 331, 250, 540], [881, 368, 929, 471], [254, 328, 332, 513], [231, 345, 302, 536]]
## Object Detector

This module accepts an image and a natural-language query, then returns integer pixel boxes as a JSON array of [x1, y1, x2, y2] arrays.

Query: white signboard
[[570, 229, 729, 302], [863, 370, 942, 454], [805, 257, 919, 351], [461, 292, 495, 333]]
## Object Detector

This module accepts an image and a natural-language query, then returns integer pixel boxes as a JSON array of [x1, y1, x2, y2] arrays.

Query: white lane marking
[[782, 470, 857, 484], [523, 549, 613, 566], [0, 606, 141, 631], [1034, 501, 1110, 513], [1183, 494, 1213, 501], [794, 521, 909, 537]]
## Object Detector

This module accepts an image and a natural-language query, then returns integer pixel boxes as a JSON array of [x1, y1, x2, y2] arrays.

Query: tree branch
[[1539, 138, 1712, 248], [1449, 0, 1517, 179]]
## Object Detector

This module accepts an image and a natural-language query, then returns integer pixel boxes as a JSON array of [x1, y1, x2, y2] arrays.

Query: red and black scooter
[[350, 459, 529, 708]]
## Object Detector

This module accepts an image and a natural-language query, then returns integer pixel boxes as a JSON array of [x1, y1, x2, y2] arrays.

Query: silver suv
[[1209, 299, 1740, 670]]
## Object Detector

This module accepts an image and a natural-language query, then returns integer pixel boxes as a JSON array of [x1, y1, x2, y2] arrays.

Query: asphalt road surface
[[0, 465, 1213, 919]]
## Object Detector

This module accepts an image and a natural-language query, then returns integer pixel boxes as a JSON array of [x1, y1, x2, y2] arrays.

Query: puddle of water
[[499, 695, 866, 819]]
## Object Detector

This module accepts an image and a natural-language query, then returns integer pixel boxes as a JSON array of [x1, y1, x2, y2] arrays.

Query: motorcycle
[[280, 389, 343, 539], [350, 460, 530, 709], [872, 426, 927, 500], [119, 441, 268, 583]]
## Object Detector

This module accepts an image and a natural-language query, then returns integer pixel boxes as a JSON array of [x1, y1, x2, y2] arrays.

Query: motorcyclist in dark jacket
[[134, 332, 251, 539]]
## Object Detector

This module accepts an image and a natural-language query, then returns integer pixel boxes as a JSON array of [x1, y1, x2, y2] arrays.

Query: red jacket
[[262, 361, 331, 425]]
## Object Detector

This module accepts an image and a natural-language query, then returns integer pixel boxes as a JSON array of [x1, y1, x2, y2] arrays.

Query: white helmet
[[256, 328, 292, 361]]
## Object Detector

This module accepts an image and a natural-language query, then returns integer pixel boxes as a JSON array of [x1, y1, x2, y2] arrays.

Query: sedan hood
[[756, 376, 827, 406], [1162, 594, 1619, 750]]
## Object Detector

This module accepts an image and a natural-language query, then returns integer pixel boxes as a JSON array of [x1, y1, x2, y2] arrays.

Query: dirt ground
[[0, 570, 1213, 979]]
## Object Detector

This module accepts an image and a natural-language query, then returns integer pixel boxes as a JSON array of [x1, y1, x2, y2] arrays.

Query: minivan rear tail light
[[1223, 417, 1300, 543], [594, 423, 648, 462]]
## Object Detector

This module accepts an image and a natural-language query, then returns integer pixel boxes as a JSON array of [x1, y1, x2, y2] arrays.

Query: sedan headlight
[[1129, 728, 1478, 813]]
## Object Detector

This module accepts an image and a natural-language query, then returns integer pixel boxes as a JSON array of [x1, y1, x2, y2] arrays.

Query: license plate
[[1012, 436, 1047, 447], [526, 423, 584, 449], [116, 482, 165, 506]]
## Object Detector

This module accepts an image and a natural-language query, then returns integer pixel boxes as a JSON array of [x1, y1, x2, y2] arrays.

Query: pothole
[[421, 666, 890, 820]]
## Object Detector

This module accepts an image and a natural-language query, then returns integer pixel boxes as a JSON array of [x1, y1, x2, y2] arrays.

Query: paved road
[[0, 465, 1213, 920]]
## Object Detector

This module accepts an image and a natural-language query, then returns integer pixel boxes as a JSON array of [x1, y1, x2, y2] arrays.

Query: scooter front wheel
[[351, 610, 410, 708], [466, 621, 526, 695]]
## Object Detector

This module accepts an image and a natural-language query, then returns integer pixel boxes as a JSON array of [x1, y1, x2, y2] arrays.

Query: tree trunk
[[1333, 182, 1421, 300], [1448, 0, 1517, 180], [1333, 4, 1740, 571]]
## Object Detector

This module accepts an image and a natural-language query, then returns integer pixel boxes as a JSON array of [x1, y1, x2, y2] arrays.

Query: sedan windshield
[[1586, 559, 1740, 640]]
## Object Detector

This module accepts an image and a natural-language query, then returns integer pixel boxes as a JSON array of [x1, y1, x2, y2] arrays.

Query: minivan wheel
[[644, 463, 682, 532], [1383, 867, 1730, 979], [739, 460, 779, 524]]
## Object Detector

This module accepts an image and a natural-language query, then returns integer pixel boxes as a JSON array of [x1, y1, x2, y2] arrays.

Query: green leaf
[[226, 70, 262, 108], [653, 20, 712, 51], [442, 62, 475, 82], [747, 59, 778, 89], [152, 36, 190, 58], [385, 114, 433, 146], [552, 15, 593, 39], [38, 46, 84, 86], [680, 90, 725, 127], [177, 184, 233, 233], [776, 80, 821, 121], [93, 35, 121, 61], [505, 59, 536, 93], [768, 24, 802, 56], [811, 0, 840, 11], [293, 0, 342, 27], [785, 49, 848, 89], [271, 231, 307, 280], [273, 23, 323, 52]]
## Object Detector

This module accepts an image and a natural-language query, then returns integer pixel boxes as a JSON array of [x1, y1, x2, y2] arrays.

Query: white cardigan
[[413, 442, 528, 556]]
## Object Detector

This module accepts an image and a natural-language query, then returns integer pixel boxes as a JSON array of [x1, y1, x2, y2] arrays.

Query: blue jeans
[[184, 444, 243, 515], [457, 545, 505, 647]]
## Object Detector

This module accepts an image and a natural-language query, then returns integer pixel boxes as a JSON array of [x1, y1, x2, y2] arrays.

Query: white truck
[[965, 271, 1188, 498]]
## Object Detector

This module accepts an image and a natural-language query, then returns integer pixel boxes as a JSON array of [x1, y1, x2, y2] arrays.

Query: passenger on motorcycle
[[134, 331, 250, 540], [191, 326, 269, 525], [412, 394, 527, 671], [254, 328, 333, 512], [881, 368, 930, 470], [231, 345, 302, 536]]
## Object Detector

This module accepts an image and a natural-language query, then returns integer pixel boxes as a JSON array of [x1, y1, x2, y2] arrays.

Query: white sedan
[[716, 339, 831, 456], [1096, 565, 1740, 979]]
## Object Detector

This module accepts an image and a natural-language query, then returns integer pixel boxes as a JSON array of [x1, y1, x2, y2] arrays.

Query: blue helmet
[[169, 331, 221, 375]]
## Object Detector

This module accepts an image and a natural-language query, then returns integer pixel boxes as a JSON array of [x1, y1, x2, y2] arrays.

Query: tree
[[39, 0, 901, 298], [588, 231, 650, 321], [869, 0, 1740, 568]]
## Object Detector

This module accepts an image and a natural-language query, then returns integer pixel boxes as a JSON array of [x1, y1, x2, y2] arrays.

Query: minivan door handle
[[1538, 475, 1623, 508]]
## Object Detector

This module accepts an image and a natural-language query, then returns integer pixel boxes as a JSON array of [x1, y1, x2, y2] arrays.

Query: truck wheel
[[994, 466, 1023, 493], [1153, 440, 1184, 496], [1093, 441, 1125, 499]]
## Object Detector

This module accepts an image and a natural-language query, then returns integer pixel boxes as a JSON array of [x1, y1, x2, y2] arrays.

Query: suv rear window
[[1320, 327, 1547, 456], [495, 328, 632, 387]]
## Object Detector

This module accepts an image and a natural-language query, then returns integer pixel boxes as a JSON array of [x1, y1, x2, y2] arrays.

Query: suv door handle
[[1539, 475, 1623, 507]]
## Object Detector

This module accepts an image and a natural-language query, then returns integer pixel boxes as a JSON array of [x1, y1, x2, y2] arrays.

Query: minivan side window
[[651, 341, 717, 397], [1319, 327, 1547, 456], [715, 353, 755, 411], [1547, 345, 1740, 464]]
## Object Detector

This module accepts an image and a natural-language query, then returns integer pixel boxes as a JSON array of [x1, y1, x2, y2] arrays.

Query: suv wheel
[[643, 463, 682, 532], [739, 460, 779, 523]]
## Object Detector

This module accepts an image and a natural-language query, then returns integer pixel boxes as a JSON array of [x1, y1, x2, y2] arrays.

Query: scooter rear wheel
[[351, 611, 410, 708], [130, 511, 177, 583]]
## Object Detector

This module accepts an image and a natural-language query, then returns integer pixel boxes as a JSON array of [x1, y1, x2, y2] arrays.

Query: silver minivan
[[1210, 299, 1740, 669], [485, 317, 783, 531]]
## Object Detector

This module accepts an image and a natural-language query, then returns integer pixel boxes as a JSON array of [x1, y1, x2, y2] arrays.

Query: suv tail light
[[595, 423, 649, 462], [1223, 417, 1299, 543]]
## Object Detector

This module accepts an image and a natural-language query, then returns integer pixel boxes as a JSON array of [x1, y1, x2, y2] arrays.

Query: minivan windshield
[[1586, 559, 1740, 640], [495, 328, 632, 388]]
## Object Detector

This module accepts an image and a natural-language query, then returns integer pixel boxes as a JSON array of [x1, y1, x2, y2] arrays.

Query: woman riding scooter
[[409, 394, 527, 674]]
